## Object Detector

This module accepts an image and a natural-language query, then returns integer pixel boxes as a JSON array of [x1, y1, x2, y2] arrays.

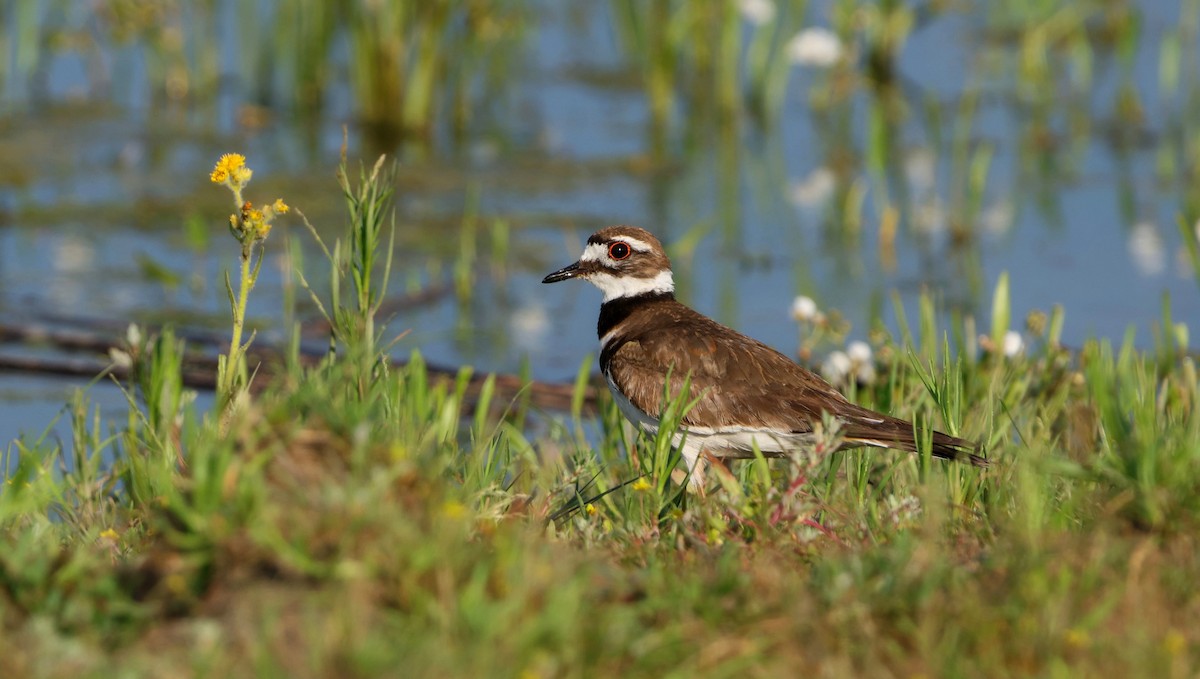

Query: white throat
[[588, 270, 674, 302]]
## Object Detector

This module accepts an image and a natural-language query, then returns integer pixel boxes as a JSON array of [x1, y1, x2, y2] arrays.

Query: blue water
[[1, 1, 1197, 451]]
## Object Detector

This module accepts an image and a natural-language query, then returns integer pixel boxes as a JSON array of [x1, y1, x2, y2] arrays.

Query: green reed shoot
[[299, 153, 396, 377]]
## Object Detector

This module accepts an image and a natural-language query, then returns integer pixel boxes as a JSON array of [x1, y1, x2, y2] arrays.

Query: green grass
[[3, 156, 1200, 677]]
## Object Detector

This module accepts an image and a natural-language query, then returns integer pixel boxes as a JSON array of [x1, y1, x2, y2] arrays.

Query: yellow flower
[[210, 153, 246, 184], [231, 166, 253, 186], [631, 477, 652, 492], [1164, 629, 1187, 656], [249, 209, 270, 240], [585, 503, 597, 516], [165, 573, 188, 594], [441, 501, 467, 519], [1063, 628, 1091, 650], [707, 527, 725, 546], [236, 203, 273, 242], [99, 528, 119, 540], [271, 198, 289, 215]]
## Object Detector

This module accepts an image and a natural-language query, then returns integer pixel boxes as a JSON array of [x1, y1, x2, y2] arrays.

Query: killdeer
[[542, 225, 986, 488]]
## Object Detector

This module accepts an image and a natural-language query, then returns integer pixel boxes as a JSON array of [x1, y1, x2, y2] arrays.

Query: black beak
[[542, 261, 581, 284]]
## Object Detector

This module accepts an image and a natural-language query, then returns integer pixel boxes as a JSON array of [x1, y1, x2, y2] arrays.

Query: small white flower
[[904, 149, 936, 194], [786, 27, 843, 68], [1003, 330, 1024, 357], [821, 350, 852, 384], [846, 340, 872, 364], [980, 200, 1014, 236], [913, 197, 946, 235], [511, 304, 550, 351], [736, 0, 776, 25], [791, 295, 819, 322], [1128, 221, 1165, 276], [108, 348, 132, 370], [126, 323, 143, 348], [788, 167, 836, 208], [855, 362, 876, 384], [846, 341, 875, 384]]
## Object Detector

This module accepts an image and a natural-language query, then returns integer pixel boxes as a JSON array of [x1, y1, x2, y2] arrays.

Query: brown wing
[[605, 302, 987, 466], [605, 305, 856, 434]]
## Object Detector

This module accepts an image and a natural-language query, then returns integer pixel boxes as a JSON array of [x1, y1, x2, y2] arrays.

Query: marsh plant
[[6, 1, 529, 139], [209, 153, 290, 416], [296, 153, 397, 381]]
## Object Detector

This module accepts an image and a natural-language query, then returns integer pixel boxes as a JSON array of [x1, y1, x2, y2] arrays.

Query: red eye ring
[[609, 242, 631, 260]]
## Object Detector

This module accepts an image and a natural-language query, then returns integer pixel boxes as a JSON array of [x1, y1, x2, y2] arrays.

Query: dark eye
[[609, 242, 631, 260]]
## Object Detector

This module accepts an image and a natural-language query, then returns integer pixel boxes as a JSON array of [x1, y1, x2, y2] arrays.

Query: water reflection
[[0, 0, 1198, 447]]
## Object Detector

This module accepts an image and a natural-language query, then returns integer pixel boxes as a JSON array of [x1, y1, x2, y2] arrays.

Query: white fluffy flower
[[108, 348, 132, 370], [913, 197, 946, 235], [845, 341, 876, 384], [846, 340, 872, 364], [511, 304, 550, 352], [791, 295, 819, 322], [788, 167, 836, 208], [736, 0, 776, 25], [125, 323, 143, 348], [1129, 221, 1166, 276], [1003, 330, 1024, 357], [787, 28, 843, 67], [904, 149, 936, 194], [980, 200, 1014, 236], [821, 350, 852, 384]]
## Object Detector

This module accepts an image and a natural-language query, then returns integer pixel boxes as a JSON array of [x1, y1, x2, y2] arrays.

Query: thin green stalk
[[220, 241, 254, 404]]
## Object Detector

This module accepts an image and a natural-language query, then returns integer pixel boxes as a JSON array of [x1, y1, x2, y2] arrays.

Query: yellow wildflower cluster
[[209, 153, 252, 186], [234, 198, 289, 242], [210, 153, 289, 245], [238, 203, 268, 241]]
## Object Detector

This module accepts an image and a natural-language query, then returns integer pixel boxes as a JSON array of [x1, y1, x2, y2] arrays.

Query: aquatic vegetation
[[3, 0, 528, 138]]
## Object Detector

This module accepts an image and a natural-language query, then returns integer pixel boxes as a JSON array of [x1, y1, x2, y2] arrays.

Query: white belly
[[602, 372, 813, 470]]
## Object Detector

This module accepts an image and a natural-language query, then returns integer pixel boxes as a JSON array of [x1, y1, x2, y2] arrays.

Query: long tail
[[843, 415, 989, 467]]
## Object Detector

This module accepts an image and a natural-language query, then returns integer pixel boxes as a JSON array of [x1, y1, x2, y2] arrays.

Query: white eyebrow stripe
[[620, 236, 654, 252]]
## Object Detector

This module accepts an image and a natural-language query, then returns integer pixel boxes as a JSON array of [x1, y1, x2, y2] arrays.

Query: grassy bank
[[2, 156, 1198, 678]]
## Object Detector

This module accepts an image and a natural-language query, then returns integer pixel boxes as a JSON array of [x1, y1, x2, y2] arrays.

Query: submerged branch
[[0, 320, 600, 416]]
